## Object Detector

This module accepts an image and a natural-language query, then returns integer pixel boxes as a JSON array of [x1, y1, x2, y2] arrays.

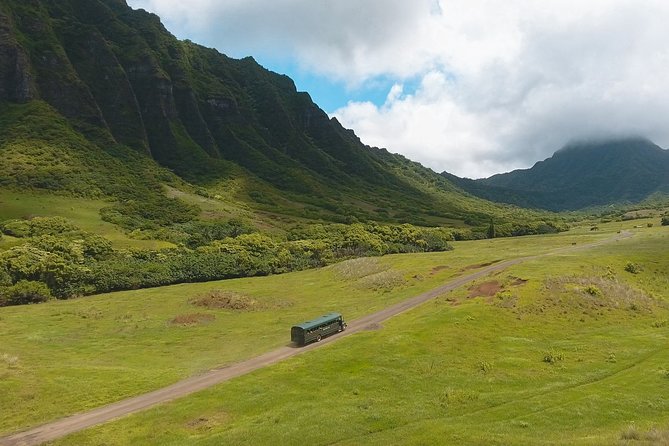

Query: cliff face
[[0, 0, 399, 191], [0, 0, 527, 227], [0, 9, 36, 102]]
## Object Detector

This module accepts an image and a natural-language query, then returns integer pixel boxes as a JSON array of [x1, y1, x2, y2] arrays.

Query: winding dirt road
[[0, 231, 632, 446]]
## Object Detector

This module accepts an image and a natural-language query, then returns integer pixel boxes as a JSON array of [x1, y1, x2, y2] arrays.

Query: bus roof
[[292, 312, 342, 330]]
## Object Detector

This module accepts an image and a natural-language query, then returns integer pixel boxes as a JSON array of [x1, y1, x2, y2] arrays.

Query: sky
[[127, 0, 669, 179]]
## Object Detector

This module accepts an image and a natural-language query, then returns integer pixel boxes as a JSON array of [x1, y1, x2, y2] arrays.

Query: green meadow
[[0, 190, 173, 250], [1, 220, 668, 444]]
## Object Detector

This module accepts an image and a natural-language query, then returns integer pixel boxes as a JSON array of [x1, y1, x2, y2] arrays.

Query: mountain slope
[[445, 138, 669, 211], [0, 0, 541, 228]]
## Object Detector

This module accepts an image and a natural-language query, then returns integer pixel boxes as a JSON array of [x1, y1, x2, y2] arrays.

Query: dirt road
[[0, 231, 632, 446]]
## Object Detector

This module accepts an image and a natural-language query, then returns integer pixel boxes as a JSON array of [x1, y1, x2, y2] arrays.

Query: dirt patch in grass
[[169, 313, 215, 326], [468, 281, 502, 298], [190, 290, 293, 312], [185, 412, 230, 432], [430, 265, 450, 275], [509, 277, 528, 286], [619, 424, 669, 444], [364, 322, 384, 331], [331, 258, 406, 292], [462, 259, 501, 271], [1, 353, 20, 372], [357, 270, 406, 292], [190, 290, 259, 311], [545, 276, 656, 312], [331, 257, 386, 280]]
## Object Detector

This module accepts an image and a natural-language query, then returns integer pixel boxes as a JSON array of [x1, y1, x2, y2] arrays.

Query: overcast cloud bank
[[129, 0, 669, 178]]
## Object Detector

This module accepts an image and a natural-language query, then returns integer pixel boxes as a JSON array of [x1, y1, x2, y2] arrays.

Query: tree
[[487, 219, 496, 239], [0, 280, 53, 306]]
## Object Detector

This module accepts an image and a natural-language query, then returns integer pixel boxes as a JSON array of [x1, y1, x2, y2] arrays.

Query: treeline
[[452, 220, 568, 240], [0, 217, 454, 306]]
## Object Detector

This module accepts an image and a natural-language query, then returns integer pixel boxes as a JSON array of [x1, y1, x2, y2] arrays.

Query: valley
[[0, 1, 668, 445], [1, 221, 668, 445]]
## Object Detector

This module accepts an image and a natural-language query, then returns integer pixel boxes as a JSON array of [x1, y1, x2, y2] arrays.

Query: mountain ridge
[[0, 0, 543, 230], [444, 137, 669, 211]]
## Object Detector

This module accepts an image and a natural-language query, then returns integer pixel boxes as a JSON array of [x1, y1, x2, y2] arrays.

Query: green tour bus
[[291, 312, 347, 346]]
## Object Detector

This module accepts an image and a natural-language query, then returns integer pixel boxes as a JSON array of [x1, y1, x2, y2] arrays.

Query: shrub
[[0, 280, 53, 306], [0, 245, 88, 297], [1, 217, 79, 238], [543, 350, 564, 364], [437, 388, 479, 407], [662, 216, 669, 226], [477, 360, 493, 374], [584, 285, 602, 296], [624, 262, 641, 274], [0, 268, 11, 287], [1, 220, 30, 237]]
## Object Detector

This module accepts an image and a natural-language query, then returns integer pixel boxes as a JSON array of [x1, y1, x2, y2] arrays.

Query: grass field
[[0, 189, 174, 250], [1, 219, 667, 444]]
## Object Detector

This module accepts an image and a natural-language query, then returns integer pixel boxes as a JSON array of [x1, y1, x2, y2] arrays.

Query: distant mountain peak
[[443, 137, 669, 211], [556, 136, 661, 155]]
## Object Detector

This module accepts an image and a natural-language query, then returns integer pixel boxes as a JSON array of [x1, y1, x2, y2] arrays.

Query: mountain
[[0, 0, 537, 229], [444, 138, 669, 211]]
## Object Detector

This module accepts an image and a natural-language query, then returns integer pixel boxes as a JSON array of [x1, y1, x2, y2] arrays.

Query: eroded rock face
[[0, 0, 402, 190], [0, 12, 36, 102], [58, 25, 150, 153]]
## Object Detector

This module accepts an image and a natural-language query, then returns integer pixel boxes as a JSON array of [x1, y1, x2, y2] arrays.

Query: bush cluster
[[0, 217, 454, 306], [624, 261, 642, 274], [452, 220, 568, 240]]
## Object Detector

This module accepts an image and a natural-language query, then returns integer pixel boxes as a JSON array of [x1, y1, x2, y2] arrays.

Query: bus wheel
[[317, 335, 322, 342]]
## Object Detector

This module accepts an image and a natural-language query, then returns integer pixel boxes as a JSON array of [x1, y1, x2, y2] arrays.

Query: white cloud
[[128, 0, 438, 83], [128, 0, 669, 178], [336, 0, 669, 177]]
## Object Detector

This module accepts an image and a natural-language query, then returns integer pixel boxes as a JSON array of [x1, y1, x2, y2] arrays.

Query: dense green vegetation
[[0, 216, 456, 305], [0, 220, 666, 444], [445, 138, 669, 211]]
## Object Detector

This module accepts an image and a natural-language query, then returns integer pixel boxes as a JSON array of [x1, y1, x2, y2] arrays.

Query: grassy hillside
[[1, 220, 667, 443]]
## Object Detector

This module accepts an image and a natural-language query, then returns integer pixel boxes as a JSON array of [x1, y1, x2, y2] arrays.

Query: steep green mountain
[[0, 0, 574, 307], [0, 0, 539, 229], [444, 138, 669, 211]]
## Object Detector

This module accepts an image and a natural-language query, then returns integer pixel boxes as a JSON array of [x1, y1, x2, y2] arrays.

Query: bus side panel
[[295, 316, 346, 346], [322, 323, 339, 337]]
